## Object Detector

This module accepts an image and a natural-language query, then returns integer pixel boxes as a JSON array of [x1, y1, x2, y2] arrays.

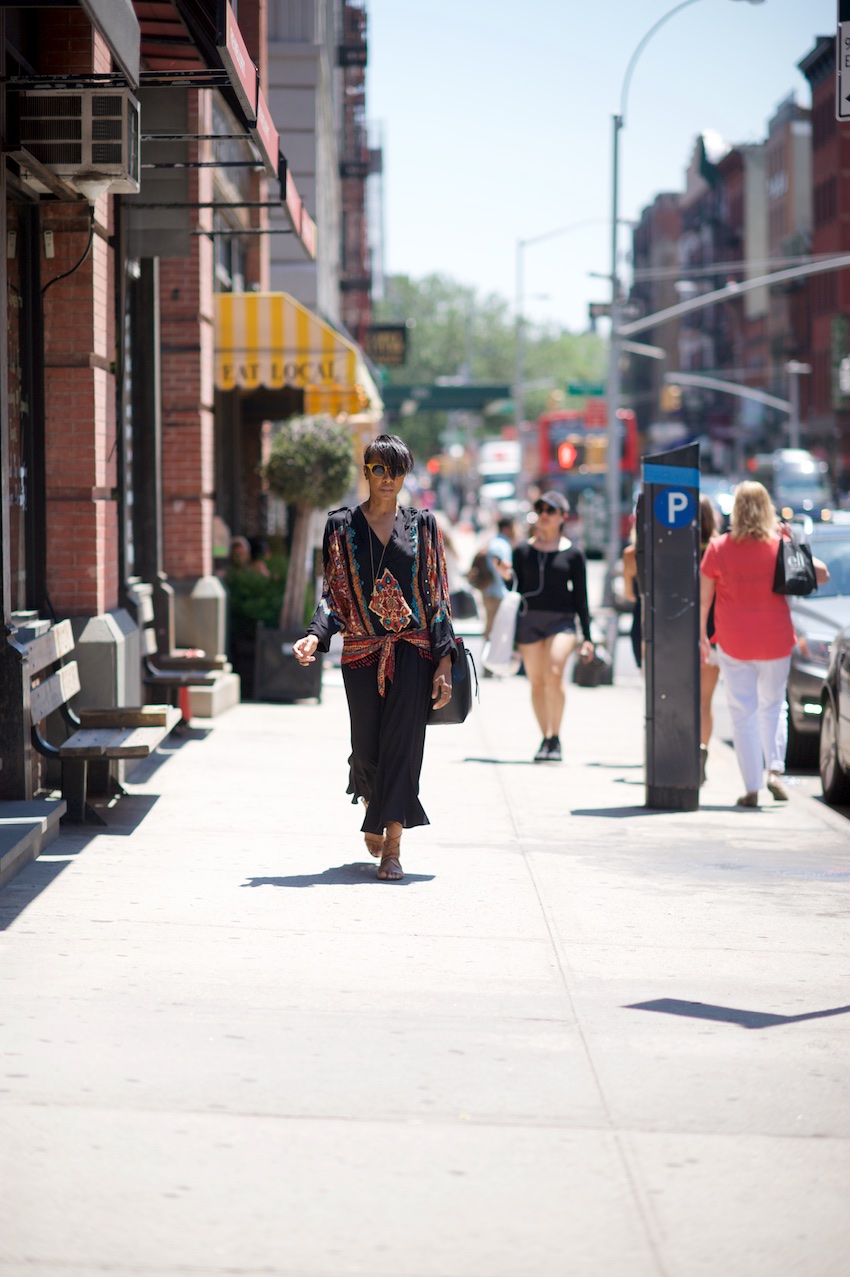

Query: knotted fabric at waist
[[342, 628, 432, 696]]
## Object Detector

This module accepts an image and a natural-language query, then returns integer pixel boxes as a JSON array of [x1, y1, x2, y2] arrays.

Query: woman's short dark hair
[[363, 434, 414, 477]]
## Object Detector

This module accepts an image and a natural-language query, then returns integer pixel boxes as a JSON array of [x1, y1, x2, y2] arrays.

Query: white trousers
[[716, 646, 791, 794]]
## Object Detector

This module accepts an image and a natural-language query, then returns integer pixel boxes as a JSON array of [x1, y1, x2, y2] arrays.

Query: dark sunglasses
[[364, 461, 400, 479], [534, 503, 559, 516]]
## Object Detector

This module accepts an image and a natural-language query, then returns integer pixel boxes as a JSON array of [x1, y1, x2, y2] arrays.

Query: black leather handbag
[[427, 638, 478, 725], [773, 524, 817, 596]]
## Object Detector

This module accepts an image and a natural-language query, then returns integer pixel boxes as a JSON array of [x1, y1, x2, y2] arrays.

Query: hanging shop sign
[[216, 0, 258, 122], [364, 325, 409, 366]]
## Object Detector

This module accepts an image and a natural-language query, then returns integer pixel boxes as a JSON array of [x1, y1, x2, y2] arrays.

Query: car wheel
[[785, 702, 819, 770], [819, 698, 850, 805]]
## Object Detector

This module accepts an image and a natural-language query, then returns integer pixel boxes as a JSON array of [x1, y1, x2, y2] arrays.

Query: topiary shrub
[[262, 415, 355, 631]]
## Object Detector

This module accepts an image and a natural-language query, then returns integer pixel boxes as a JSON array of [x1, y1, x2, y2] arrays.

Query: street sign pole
[[837, 0, 850, 120]]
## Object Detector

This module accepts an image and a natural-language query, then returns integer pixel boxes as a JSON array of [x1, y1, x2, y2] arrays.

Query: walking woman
[[699, 480, 828, 807], [292, 435, 456, 880], [698, 495, 721, 785], [512, 491, 594, 762]]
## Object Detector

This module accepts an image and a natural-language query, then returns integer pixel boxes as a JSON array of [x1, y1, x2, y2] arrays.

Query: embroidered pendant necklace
[[369, 529, 389, 598], [365, 507, 412, 632]]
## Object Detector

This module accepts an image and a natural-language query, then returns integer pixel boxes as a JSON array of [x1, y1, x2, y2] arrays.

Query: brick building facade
[[801, 36, 850, 477], [0, 0, 333, 802]]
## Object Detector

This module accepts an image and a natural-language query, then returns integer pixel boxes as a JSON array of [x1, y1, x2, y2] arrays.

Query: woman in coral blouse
[[699, 481, 828, 808]]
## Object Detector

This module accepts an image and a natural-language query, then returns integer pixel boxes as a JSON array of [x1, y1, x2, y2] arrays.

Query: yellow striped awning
[[214, 291, 382, 418]]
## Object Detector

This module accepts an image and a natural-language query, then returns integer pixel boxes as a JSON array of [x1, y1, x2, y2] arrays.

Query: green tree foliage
[[374, 273, 607, 459], [262, 415, 355, 631], [264, 414, 355, 508]]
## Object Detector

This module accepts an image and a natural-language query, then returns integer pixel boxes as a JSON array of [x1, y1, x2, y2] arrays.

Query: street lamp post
[[606, 0, 765, 587], [786, 360, 811, 449]]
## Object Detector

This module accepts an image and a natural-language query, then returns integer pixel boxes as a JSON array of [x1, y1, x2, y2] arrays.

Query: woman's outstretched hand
[[431, 655, 452, 710], [292, 635, 319, 666]]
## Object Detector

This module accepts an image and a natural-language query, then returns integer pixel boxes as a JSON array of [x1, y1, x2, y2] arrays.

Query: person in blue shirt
[[482, 516, 516, 639]]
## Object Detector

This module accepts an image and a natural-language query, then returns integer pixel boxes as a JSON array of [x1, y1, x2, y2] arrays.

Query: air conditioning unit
[[17, 88, 140, 195]]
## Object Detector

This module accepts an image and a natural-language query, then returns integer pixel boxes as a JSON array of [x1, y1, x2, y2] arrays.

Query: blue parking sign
[[654, 487, 696, 529]]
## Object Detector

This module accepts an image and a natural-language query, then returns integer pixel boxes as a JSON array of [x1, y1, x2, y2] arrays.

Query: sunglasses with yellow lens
[[364, 461, 399, 479]]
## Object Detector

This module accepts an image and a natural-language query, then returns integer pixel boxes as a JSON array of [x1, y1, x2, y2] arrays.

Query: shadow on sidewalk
[[462, 757, 538, 766], [0, 858, 72, 930], [570, 805, 684, 818], [126, 725, 212, 785], [626, 996, 850, 1031], [242, 863, 435, 888]]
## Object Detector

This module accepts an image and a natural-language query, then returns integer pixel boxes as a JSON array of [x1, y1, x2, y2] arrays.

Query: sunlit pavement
[[1, 607, 849, 1275]]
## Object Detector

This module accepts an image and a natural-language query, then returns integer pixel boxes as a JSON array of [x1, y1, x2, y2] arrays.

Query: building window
[[814, 176, 838, 229], [812, 99, 837, 150]]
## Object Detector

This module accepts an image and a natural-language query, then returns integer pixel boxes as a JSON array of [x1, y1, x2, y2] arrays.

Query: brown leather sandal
[[362, 798, 384, 858], [377, 834, 404, 881], [364, 831, 385, 858]]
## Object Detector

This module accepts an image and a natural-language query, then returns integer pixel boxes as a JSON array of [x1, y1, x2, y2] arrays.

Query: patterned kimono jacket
[[305, 504, 457, 693]]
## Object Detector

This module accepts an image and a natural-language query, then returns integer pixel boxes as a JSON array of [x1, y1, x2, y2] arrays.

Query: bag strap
[[456, 638, 480, 704]]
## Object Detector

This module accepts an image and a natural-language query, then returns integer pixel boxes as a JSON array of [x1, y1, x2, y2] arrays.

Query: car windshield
[[808, 536, 850, 598], [776, 477, 831, 497]]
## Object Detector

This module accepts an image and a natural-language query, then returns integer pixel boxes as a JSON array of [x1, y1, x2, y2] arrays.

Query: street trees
[[375, 273, 606, 459]]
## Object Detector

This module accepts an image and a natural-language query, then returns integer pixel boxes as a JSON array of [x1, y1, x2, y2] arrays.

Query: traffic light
[[557, 440, 578, 469]]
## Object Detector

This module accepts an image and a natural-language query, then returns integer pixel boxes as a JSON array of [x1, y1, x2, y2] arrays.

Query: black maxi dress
[[304, 504, 457, 834]]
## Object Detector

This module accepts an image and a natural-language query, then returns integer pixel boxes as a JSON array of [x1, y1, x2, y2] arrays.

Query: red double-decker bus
[[530, 406, 640, 555]]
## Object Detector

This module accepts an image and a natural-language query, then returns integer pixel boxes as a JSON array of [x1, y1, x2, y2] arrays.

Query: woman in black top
[[512, 491, 594, 762]]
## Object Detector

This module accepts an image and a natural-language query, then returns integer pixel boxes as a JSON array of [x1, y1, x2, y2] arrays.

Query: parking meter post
[[642, 443, 701, 812]]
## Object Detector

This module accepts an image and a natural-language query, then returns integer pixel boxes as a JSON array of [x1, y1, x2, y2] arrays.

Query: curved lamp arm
[[619, 0, 702, 122]]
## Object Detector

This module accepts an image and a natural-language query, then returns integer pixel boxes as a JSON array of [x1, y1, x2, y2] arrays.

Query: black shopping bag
[[773, 525, 816, 596]]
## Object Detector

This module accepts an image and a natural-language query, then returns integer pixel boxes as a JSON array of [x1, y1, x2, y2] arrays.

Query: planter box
[[254, 624, 323, 703]]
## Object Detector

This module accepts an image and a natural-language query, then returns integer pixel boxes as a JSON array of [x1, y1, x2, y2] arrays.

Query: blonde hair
[[730, 481, 777, 542]]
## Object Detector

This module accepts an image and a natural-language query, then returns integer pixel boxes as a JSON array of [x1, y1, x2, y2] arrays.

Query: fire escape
[[338, 0, 376, 348]]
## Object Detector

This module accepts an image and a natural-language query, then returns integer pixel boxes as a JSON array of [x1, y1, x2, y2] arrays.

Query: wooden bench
[[131, 587, 229, 712], [25, 620, 181, 825]]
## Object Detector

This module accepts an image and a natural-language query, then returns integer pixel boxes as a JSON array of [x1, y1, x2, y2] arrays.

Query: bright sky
[[367, 0, 836, 334]]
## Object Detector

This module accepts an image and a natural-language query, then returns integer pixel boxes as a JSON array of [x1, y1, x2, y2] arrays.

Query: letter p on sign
[[653, 486, 696, 529]]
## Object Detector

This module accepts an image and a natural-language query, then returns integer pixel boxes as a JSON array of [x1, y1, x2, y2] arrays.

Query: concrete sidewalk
[[1, 638, 849, 1277]]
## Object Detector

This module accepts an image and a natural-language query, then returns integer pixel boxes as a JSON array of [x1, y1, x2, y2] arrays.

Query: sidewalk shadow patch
[[127, 726, 212, 784], [571, 806, 675, 818], [0, 858, 72, 930], [626, 997, 850, 1030], [242, 862, 435, 888], [586, 762, 643, 770], [462, 757, 537, 766], [55, 794, 160, 852]]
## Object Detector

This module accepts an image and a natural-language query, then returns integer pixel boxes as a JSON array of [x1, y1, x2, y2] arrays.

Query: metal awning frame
[[0, 70, 232, 90]]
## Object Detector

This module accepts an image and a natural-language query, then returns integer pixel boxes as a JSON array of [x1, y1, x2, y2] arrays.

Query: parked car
[[819, 624, 850, 805], [700, 474, 739, 531], [786, 524, 850, 767]]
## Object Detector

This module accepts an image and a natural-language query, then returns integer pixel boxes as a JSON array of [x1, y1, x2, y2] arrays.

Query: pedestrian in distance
[[698, 495, 721, 785], [621, 524, 641, 670], [247, 536, 271, 576], [292, 435, 456, 881], [699, 480, 828, 808], [478, 516, 516, 641], [512, 491, 594, 763], [229, 535, 251, 569]]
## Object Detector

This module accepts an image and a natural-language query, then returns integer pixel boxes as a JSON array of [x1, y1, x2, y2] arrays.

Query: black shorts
[[515, 609, 577, 646]]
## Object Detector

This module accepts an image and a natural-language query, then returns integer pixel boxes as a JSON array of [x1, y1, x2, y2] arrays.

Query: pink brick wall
[[160, 92, 215, 581], [41, 22, 118, 617]]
